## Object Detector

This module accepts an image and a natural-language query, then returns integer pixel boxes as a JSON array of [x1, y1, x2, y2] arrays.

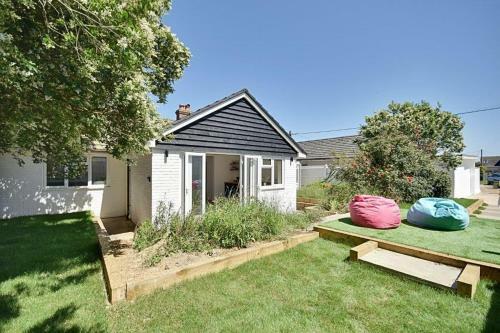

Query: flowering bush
[[335, 101, 463, 203]]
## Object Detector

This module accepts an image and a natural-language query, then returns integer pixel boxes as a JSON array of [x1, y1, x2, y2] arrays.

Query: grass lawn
[[0, 212, 108, 332], [297, 181, 327, 200], [322, 210, 500, 265], [1, 213, 499, 332], [109, 239, 499, 332]]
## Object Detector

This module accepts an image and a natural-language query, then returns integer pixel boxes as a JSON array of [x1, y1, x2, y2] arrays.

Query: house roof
[[298, 135, 360, 160], [157, 89, 306, 157], [482, 156, 500, 167]]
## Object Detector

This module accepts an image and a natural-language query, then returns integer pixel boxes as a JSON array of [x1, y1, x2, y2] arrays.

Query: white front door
[[184, 153, 206, 215], [241, 155, 259, 202]]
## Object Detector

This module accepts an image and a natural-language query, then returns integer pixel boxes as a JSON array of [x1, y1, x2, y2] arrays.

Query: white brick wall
[[258, 159, 297, 212], [0, 154, 127, 219], [151, 149, 183, 219], [128, 154, 152, 224]]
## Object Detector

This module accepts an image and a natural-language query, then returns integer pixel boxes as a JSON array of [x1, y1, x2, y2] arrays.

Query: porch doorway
[[206, 154, 241, 203], [183, 152, 261, 216]]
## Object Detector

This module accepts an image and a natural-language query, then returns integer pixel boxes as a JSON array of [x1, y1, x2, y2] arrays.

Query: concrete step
[[350, 241, 480, 297], [476, 213, 500, 221], [482, 206, 500, 212]]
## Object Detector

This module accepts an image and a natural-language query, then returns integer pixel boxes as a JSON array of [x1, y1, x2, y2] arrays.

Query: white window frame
[[260, 158, 284, 190], [44, 154, 109, 189]]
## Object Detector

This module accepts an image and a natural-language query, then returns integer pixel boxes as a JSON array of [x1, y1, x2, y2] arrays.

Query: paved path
[[470, 185, 500, 220]]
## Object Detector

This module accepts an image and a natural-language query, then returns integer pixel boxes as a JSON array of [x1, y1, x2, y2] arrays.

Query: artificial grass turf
[[0, 212, 108, 332], [321, 210, 500, 265], [109, 238, 499, 333], [1, 213, 499, 332]]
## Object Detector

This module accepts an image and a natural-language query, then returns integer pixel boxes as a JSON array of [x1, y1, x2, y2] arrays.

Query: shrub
[[202, 198, 281, 248], [320, 182, 357, 212], [134, 198, 321, 263], [333, 101, 463, 203], [200, 197, 320, 247], [163, 214, 211, 255], [133, 219, 165, 251]]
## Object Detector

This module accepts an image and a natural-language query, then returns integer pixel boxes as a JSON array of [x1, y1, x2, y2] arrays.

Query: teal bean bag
[[407, 198, 469, 231]]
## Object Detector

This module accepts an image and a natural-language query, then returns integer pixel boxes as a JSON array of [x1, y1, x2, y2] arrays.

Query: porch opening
[[206, 154, 240, 204]]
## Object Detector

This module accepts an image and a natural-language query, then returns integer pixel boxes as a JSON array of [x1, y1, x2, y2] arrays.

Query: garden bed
[[94, 215, 318, 303]]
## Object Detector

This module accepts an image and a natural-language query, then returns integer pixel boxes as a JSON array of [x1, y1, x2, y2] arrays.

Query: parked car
[[487, 173, 500, 184]]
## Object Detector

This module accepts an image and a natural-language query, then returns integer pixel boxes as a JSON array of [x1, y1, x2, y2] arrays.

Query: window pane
[[261, 167, 272, 186], [263, 159, 271, 165], [274, 160, 283, 185], [190, 155, 203, 215], [91, 157, 107, 185], [46, 162, 65, 187], [68, 167, 88, 187]]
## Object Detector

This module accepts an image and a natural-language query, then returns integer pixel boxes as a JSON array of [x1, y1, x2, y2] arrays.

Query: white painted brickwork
[[151, 149, 183, 219], [0, 154, 127, 219], [128, 154, 152, 224], [258, 159, 297, 212]]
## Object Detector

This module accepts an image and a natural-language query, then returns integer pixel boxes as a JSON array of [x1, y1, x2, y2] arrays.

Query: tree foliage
[[0, 0, 190, 167], [337, 101, 465, 202]]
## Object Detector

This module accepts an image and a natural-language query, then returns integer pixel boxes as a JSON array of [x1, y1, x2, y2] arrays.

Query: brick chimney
[[175, 104, 191, 120]]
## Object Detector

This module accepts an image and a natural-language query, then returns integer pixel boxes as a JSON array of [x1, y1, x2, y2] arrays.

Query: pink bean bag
[[349, 195, 401, 229]]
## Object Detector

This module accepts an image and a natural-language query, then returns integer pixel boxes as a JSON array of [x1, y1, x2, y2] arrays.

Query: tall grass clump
[[134, 198, 320, 263]]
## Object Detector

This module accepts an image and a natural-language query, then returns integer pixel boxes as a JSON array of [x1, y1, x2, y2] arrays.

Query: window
[[261, 158, 284, 187], [46, 162, 65, 187], [68, 167, 88, 187], [274, 160, 283, 185], [91, 157, 107, 185], [45, 156, 107, 188], [68, 158, 88, 187]]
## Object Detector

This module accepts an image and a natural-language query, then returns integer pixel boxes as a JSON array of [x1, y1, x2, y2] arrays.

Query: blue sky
[[160, 0, 500, 156]]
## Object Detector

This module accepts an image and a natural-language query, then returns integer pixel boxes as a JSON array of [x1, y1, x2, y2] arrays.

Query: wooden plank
[[457, 264, 480, 298], [189, 123, 284, 140], [350, 241, 378, 261], [167, 139, 296, 154], [208, 115, 274, 131], [216, 111, 270, 126], [359, 248, 463, 289], [313, 225, 500, 281], [297, 197, 321, 204], [222, 107, 263, 120], [195, 120, 279, 136], [180, 128, 288, 145], [467, 199, 484, 214], [174, 133, 293, 150]]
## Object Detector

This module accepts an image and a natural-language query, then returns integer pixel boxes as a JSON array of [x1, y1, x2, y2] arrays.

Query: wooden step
[[351, 241, 480, 298]]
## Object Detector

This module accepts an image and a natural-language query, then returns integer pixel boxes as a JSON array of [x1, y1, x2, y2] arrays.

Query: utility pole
[[480, 149, 483, 165]]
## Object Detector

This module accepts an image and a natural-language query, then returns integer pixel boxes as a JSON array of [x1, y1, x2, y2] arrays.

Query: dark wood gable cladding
[[159, 98, 297, 156]]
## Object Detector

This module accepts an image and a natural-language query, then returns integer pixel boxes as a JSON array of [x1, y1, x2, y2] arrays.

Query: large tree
[[338, 101, 465, 202], [0, 0, 190, 168]]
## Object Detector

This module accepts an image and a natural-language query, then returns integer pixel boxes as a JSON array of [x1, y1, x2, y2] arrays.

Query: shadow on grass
[[0, 212, 100, 282], [482, 250, 500, 256], [26, 303, 105, 333], [483, 283, 500, 333], [0, 294, 20, 323], [0, 212, 103, 330]]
